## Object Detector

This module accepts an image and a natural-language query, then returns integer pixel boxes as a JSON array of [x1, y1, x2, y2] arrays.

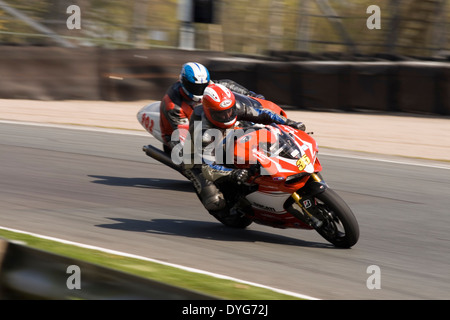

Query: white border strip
[[320, 151, 450, 170], [0, 119, 149, 136], [0, 226, 319, 300]]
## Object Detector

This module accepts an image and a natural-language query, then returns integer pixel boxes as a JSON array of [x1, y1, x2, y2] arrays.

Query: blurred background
[[1, 0, 449, 57], [0, 0, 449, 114], [0, 1, 449, 300]]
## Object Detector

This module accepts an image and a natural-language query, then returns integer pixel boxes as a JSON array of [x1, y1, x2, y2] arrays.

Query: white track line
[[0, 119, 149, 136], [2, 119, 449, 169], [319, 151, 450, 170], [0, 225, 319, 300]]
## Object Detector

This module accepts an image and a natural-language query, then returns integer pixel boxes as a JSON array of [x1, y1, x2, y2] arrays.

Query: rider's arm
[[238, 103, 305, 130], [161, 97, 189, 130], [160, 96, 190, 145]]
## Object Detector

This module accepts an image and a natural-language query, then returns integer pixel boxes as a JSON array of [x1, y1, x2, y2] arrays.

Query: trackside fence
[[0, 46, 448, 116]]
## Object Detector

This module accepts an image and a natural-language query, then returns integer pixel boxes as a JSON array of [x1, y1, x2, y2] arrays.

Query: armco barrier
[[396, 62, 450, 114], [290, 61, 352, 111], [0, 46, 101, 100], [255, 61, 295, 106], [97, 48, 225, 101], [346, 62, 397, 113], [0, 46, 449, 115], [0, 46, 223, 102], [208, 58, 450, 115], [0, 239, 216, 300], [204, 57, 262, 94], [438, 66, 450, 115]]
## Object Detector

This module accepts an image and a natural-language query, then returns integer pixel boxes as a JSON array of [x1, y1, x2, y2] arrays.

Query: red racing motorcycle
[[137, 96, 359, 248]]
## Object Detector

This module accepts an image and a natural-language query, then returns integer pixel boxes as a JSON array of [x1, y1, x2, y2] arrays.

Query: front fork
[[291, 173, 327, 228]]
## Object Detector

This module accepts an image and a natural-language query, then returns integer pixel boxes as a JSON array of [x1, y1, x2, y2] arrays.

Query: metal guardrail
[[0, 46, 448, 115], [206, 57, 450, 115], [0, 239, 217, 300]]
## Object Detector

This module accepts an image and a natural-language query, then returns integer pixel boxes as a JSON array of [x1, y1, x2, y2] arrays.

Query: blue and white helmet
[[180, 62, 210, 102]]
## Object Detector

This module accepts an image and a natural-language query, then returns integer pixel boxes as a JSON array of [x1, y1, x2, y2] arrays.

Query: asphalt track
[[1, 121, 450, 300]]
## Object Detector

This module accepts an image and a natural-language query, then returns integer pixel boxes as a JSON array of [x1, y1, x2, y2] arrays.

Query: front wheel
[[312, 188, 359, 248]]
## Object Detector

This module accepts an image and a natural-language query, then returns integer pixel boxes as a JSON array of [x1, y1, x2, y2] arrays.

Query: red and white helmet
[[202, 83, 237, 129]]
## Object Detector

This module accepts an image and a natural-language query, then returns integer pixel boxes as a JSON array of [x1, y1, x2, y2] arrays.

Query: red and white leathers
[[159, 81, 198, 152]]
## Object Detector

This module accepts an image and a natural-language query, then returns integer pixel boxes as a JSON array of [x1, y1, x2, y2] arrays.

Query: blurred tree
[[395, 0, 445, 56], [0, 0, 447, 57]]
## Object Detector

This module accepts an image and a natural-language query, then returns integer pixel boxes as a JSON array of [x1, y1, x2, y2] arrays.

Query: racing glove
[[248, 91, 265, 100], [286, 119, 306, 131], [230, 169, 249, 185]]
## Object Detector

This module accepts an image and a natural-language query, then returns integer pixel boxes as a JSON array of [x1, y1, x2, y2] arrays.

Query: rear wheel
[[312, 188, 359, 248]]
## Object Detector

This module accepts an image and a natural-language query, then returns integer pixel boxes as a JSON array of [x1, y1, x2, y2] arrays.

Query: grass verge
[[0, 228, 305, 300]]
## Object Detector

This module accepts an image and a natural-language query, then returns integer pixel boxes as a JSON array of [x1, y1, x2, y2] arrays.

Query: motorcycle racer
[[183, 83, 306, 219], [159, 62, 264, 153]]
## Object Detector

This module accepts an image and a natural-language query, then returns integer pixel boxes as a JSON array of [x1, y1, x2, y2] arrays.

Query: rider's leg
[[184, 168, 227, 213]]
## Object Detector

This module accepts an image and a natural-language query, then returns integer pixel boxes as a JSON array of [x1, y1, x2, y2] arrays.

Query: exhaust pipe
[[142, 145, 184, 174]]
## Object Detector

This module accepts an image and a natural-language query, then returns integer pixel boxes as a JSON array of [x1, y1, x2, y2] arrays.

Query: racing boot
[[184, 168, 227, 213]]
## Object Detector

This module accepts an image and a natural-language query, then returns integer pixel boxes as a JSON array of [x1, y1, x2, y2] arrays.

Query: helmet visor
[[210, 106, 237, 124], [182, 78, 209, 96]]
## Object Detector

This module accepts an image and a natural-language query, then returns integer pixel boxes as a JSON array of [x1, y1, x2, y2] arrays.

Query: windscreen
[[264, 125, 301, 160]]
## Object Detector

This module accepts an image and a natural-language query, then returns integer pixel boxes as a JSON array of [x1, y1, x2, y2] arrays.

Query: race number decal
[[296, 153, 310, 171], [141, 113, 154, 133]]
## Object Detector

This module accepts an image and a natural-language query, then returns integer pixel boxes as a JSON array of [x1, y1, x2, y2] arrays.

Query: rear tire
[[312, 188, 359, 248]]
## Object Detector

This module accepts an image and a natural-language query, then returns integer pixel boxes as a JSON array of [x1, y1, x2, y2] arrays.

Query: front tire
[[312, 188, 359, 248]]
